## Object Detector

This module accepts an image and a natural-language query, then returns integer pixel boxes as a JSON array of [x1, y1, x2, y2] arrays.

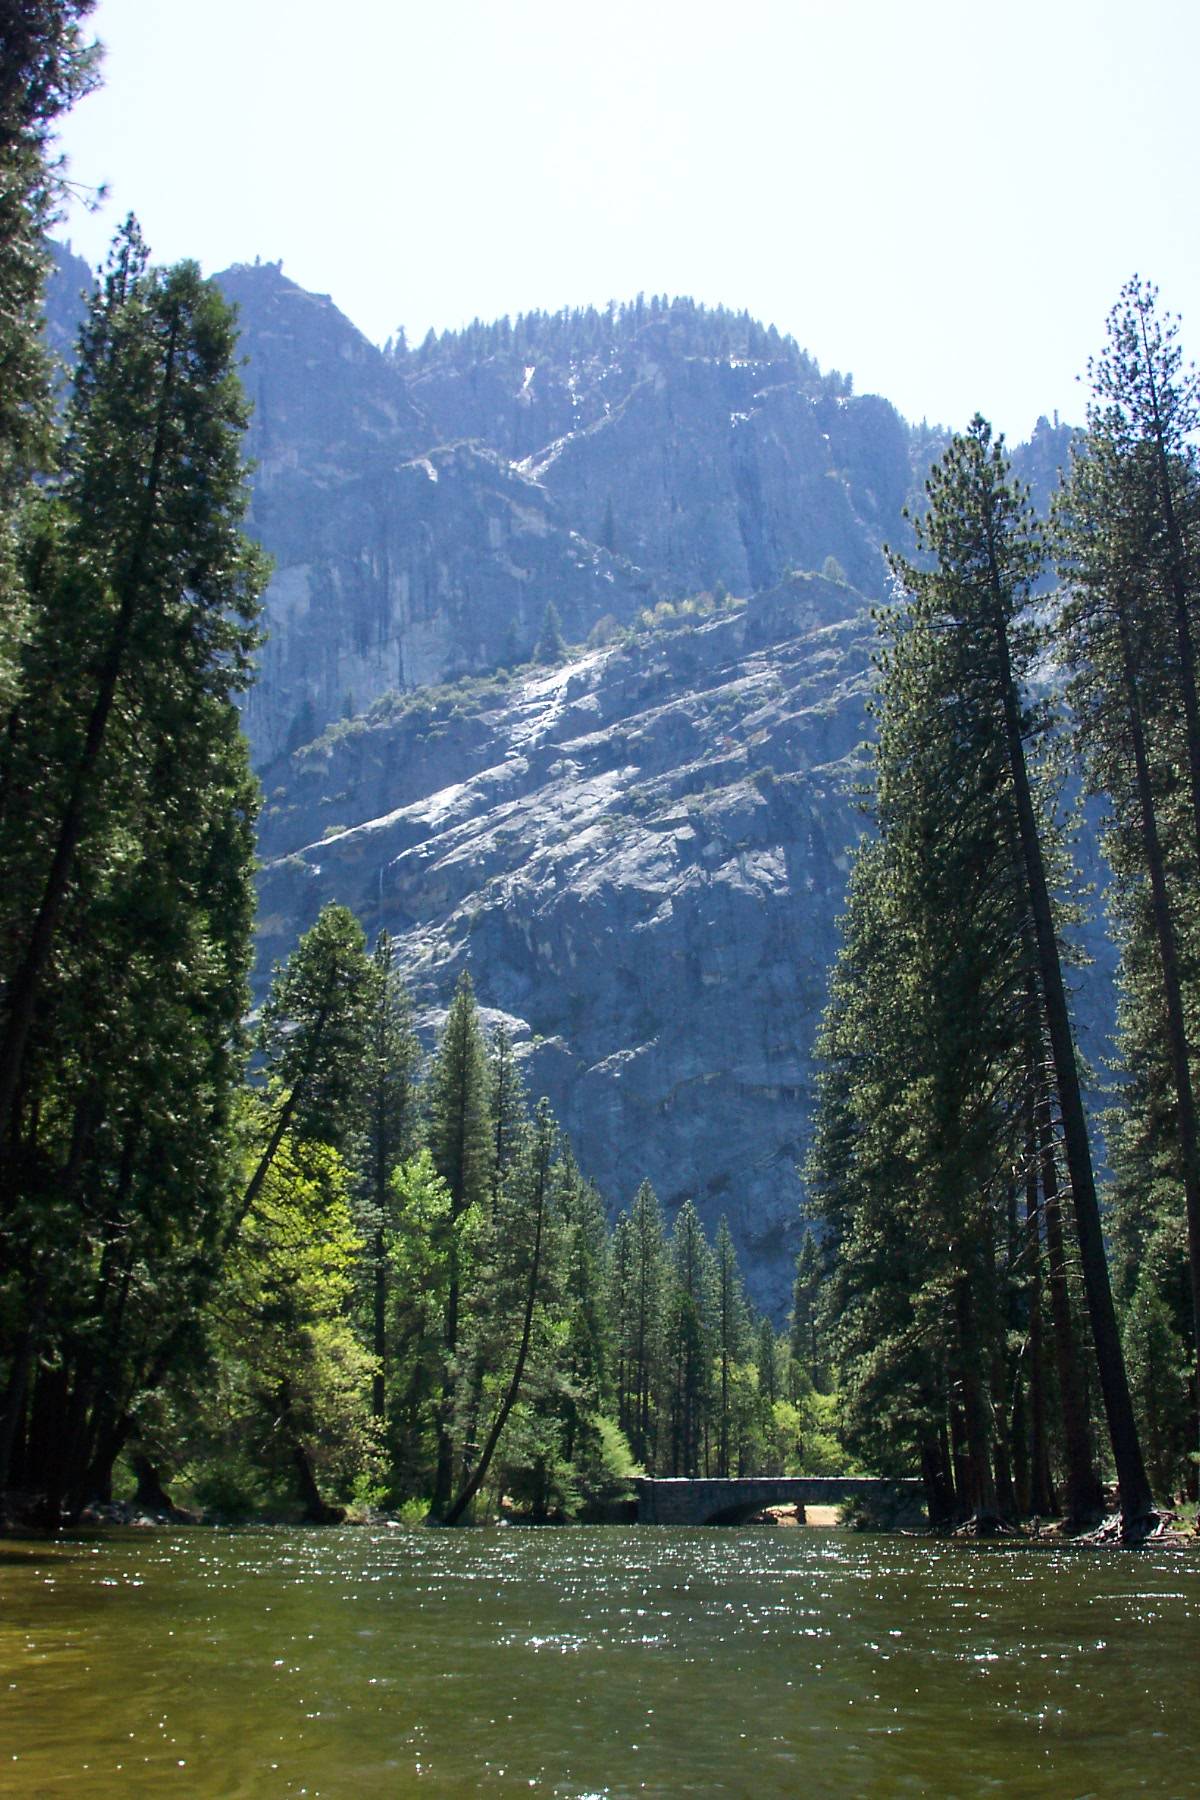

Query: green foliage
[[534, 601, 566, 665], [0, 4, 100, 702], [201, 1133, 381, 1509], [256, 903, 376, 1153], [1055, 279, 1200, 1491], [810, 418, 1128, 1525], [0, 11, 834, 1531], [0, 201, 269, 1519], [1122, 1238, 1193, 1499]]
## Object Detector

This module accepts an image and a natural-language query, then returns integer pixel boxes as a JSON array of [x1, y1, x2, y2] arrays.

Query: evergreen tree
[[0, 220, 268, 1142], [665, 1201, 715, 1477], [534, 601, 566, 665], [201, 1136, 377, 1521], [383, 1150, 454, 1498], [241, 903, 375, 1223], [0, 2, 99, 701], [361, 932, 420, 1421], [445, 1096, 557, 1523], [488, 1020, 528, 1213], [0, 221, 267, 1520], [425, 969, 493, 1515], [219, 905, 375, 1519], [888, 418, 1153, 1534], [789, 1230, 822, 1393], [1056, 285, 1200, 1486], [713, 1216, 749, 1476], [553, 1154, 614, 1473], [614, 1180, 667, 1470]]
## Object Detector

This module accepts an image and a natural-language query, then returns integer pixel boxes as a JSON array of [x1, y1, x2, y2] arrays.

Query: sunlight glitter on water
[[1, 1527, 1197, 1797]]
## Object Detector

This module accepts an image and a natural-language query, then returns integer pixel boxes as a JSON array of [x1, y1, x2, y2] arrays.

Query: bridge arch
[[702, 1497, 801, 1526], [634, 1475, 923, 1527]]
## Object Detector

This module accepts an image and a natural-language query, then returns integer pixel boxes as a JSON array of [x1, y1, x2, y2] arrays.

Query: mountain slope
[[43, 246, 1088, 1306], [258, 577, 873, 1309]]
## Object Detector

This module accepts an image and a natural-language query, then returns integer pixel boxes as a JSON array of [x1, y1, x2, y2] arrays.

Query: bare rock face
[[239, 432, 663, 762], [528, 357, 912, 601], [43, 250, 1093, 1307], [258, 578, 873, 1313], [212, 268, 660, 762], [208, 274, 927, 765], [409, 311, 915, 600]]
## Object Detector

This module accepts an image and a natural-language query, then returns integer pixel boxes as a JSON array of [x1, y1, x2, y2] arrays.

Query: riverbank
[[5, 1490, 1196, 1546]]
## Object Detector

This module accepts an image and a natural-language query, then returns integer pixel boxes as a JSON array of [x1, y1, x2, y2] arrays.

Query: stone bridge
[[633, 1476, 923, 1526]]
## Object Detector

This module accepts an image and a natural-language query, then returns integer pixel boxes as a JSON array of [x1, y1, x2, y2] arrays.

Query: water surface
[[1, 1525, 1196, 1796]]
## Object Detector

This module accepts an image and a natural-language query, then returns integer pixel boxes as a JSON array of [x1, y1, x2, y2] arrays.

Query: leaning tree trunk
[[988, 568, 1155, 1536], [1023, 1110, 1056, 1517], [1037, 1093, 1105, 1526], [951, 1267, 1001, 1528], [277, 1381, 343, 1524], [131, 1451, 182, 1518], [444, 1150, 548, 1527], [1117, 608, 1200, 1482], [0, 313, 181, 1143]]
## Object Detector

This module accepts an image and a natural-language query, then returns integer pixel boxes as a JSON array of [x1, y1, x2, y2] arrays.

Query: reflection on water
[[1, 1525, 1196, 1796]]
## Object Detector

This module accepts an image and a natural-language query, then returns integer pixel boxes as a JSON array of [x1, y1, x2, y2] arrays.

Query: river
[[1, 1524, 1196, 1797]]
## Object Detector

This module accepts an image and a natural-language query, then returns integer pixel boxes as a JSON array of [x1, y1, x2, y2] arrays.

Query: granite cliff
[[46, 244, 1082, 1305], [258, 577, 873, 1310]]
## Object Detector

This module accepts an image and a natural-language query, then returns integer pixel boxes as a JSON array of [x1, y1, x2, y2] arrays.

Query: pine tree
[[445, 1096, 557, 1523], [789, 1230, 822, 1393], [425, 969, 493, 1515], [620, 1180, 667, 1470], [241, 902, 375, 1224], [534, 601, 566, 665], [1056, 285, 1200, 1488], [0, 220, 268, 1143], [0, 3, 99, 702], [553, 1154, 613, 1473], [361, 932, 420, 1421], [889, 418, 1153, 1534], [0, 219, 268, 1518], [713, 1216, 748, 1476], [225, 905, 375, 1519], [665, 1201, 714, 1477]]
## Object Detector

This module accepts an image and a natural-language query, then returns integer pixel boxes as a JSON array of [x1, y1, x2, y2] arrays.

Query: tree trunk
[[131, 1451, 180, 1517], [919, 1428, 956, 1528], [0, 1320, 34, 1493], [0, 311, 181, 1141], [276, 1382, 342, 1523], [24, 1363, 70, 1520], [372, 1226, 387, 1422], [952, 1270, 1000, 1525], [947, 1401, 969, 1521], [431, 1078, 472, 1519], [988, 573, 1154, 1534], [444, 1151, 548, 1527], [291, 1440, 342, 1524], [1117, 608, 1200, 1479], [1037, 1095, 1105, 1525], [1024, 1119, 1056, 1517]]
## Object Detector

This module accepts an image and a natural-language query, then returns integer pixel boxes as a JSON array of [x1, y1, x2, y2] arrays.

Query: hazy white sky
[[55, 0, 1199, 439]]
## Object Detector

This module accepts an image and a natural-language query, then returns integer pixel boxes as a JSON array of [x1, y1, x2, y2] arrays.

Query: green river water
[[1, 1525, 1196, 1798]]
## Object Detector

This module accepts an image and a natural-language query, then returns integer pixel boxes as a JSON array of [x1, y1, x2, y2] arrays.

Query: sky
[[53, 0, 1200, 440]]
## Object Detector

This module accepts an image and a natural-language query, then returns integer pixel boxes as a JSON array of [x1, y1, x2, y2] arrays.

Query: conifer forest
[[4, 2, 1200, 1553]]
